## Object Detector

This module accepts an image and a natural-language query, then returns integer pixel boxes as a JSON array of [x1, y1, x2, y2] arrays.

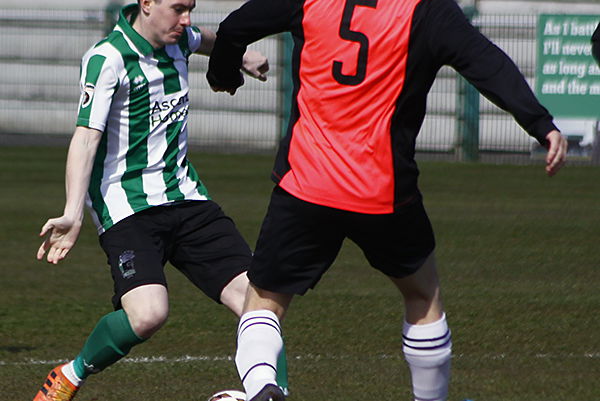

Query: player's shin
[[402, 314, 452, 401], [236, 310, 283, 400], [73, 309, 145, 380]]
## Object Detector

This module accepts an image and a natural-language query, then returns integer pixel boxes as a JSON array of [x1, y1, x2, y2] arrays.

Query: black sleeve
[[592, 22, 600, 67], [425, 0, 557, 145], [207, 0, 300, 91]]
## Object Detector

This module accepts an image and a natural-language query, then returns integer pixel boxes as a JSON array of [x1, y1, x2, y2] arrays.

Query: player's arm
[[592, 22, 600, 67], [194, 27, 217, 56], [194, 27, 269, 89], [207, 0, 298, 94], [426, 0, 567, 175], [37, 126, 102, 264]]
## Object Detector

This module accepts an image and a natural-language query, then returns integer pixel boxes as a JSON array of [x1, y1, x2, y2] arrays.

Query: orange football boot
[[33, 364, 79, 401]]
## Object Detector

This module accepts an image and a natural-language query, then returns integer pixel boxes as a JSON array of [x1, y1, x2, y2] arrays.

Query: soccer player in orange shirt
[[207, 0, 567, 400]]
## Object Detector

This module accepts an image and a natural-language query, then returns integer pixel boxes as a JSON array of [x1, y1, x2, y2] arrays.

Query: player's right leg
[[235, 285, 292, 401], [33, 284, 168, 401], [221, 272, 291, 396], [171, 199, 298, 397], [120, 284, 169, 338], [34, 211, 172, 400], [235, 187, 344, 401]]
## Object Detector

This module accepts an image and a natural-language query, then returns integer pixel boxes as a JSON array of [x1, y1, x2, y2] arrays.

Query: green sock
[[276, 339, 289, 395], [73, 309, 145, 379]]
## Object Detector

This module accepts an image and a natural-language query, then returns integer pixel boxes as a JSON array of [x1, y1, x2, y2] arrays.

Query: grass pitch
[[0, 146, 599, 401]]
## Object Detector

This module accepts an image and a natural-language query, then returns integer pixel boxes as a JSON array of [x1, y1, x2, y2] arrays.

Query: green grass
[[1, 146, 599, 401]]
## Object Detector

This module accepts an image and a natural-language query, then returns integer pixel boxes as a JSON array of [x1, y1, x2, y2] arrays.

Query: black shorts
[[248, 186, 435, 295], [99, 200, 251, 309]]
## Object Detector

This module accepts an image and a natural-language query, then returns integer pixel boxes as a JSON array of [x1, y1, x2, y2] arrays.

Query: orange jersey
[[276, 0, 419, 213], [208, 0, 557, 213]]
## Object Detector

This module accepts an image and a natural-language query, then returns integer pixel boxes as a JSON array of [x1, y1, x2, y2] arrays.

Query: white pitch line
[[0, 355, 234, 366], [1, 352, 600, 367]]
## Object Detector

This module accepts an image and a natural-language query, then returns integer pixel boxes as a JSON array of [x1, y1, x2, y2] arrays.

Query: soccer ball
[[206, 390, 246, 401]]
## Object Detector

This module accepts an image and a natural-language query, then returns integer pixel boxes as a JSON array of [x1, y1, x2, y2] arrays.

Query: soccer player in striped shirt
[[32, 1, 285, 400], [207, 0, 568, 400]]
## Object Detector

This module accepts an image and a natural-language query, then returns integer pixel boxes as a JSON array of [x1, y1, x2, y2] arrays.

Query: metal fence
[[0, 7, 282, 151], [0, 6, 598, 163]]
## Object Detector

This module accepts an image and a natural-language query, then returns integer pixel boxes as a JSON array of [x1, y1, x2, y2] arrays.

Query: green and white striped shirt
[[77, 4, 209, 234]]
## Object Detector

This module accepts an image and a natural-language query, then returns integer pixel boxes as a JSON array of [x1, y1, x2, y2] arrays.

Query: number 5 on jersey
[[332, 0, 378, 86]]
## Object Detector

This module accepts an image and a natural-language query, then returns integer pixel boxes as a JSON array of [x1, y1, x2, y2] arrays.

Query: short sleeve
[[76, 52, 118, 131], [186, 26, 203, 54]]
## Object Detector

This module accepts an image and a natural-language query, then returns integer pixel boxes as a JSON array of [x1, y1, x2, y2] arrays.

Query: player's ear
[[138, 0, 153, 15]]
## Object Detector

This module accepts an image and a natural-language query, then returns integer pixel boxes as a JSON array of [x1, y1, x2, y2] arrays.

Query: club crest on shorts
[[118, 250, 136, 279]]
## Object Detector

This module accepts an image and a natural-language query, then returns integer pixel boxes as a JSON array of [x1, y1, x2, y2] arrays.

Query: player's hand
[[209, 77, 244, 96], [37, 216, 82, 264], [544, 130, 567, 177], [241, 50, 269, 82], [207, 70, 244, 95]]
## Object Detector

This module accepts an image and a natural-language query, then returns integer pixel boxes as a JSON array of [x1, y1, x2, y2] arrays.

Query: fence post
[[592, 120, 600, 164], [104, 0, 122, 36], [456, 5, 480, 162], [278, 33, 294, 140]]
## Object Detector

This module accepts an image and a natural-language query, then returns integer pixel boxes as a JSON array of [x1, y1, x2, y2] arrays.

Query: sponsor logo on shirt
[[150, 94, 190, 128]]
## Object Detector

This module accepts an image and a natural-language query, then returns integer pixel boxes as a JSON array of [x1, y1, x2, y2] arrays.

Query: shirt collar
[[117, 3, 155, 56]]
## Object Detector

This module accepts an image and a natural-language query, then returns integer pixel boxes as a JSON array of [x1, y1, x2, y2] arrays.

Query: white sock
[[402, 314, 452, 401], [235, 310, 283, 400], [61, 360, 85, 388]]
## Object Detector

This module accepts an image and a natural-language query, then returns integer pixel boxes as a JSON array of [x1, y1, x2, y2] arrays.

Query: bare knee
[[126, 306, 169, 338], [121, 284, 169, 339]]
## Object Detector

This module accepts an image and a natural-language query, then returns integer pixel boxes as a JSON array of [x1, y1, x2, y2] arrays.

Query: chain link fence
[[0, 5, 598, 163]]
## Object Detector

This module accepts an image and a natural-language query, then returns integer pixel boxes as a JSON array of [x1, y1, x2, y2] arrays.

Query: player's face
[[143, 0, 195, 47]]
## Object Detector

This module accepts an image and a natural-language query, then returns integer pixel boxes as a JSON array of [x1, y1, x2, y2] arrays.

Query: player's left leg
[[349, 200, 451, 401], [390, 253, 451, 401]]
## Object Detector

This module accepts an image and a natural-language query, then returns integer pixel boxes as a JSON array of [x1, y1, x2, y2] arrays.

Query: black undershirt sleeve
[[424, 0, 557, 145], [207, 0, 299, 91]]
